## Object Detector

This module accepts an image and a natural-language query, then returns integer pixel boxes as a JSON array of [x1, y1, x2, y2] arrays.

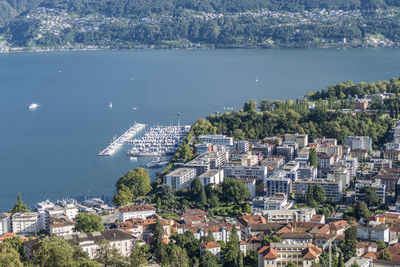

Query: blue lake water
[[0, 48, 400, 211]]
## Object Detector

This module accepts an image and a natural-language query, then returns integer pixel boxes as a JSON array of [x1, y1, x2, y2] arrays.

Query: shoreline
[[2, 43, 399, 55]]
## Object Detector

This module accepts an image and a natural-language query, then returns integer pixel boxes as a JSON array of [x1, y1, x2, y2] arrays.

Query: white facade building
[[357, 224, 389, 243], [0, 213, 11, 235], [119, 205, 156, 222], [198, 169, 224, 186], [11, 212, 39, 234], [198, 134, 234, 146], [64, 229, 135, 259], [345, 136, 372, 151], [164, 168, 197, 190]]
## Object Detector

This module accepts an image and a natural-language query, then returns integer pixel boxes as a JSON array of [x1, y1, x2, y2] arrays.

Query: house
[[177, 222, 241, 243], [200, 241, 221, 257], [311, 214, 325, 224], [357, 223, 390, 243], [119, 205, 156, 222], [383, 150, 400, 161], [11, 212, 39, 234], [329, 220, 349, 235], [351, 149, 369, 161], [64, 229, 135, 259], [237, 214, 267, 238], [257, 243, 322, 267], [356, 242, 377, 257], [246, 236, 263, 252], [372, 168, 400, 192], [48, 217, 74, 237]]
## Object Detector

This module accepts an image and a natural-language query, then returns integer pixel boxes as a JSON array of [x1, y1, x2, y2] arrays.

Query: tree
[[202, 230, 215, 242], [31, 237, 76, 267], [224, 227, 241, 267], [376, 240, 386, 251], [340, 226, 357, 261], [313, 184, 326, 203], [338, 252, 345, 267], [379, 249, 392, 261], [220, 178, 250, 204], [306, 184, 317, 207], [0, 242, 23, 267], [353, 202, 370, 220], [242, 203, 251, 214], [151, 218, 167, 265], [243, 100, 257, 113], [172, 231, 200, 259], [243, 250, 257, 267], [75, 213, 104, 233], [130, 243, 149, 267], [362, 186, 380, 207], [200, 251, 219, 267], [95, 239, 128, 266], [112, 185, 133, 207], [3, 236, 25, 260], [166, 244, 190, 267], [286, 262, 296, 267], [309, 147, 318, 168], [190, 178, 207, 207], [9, 193, 30, 214], [116, 168, 152, 199]]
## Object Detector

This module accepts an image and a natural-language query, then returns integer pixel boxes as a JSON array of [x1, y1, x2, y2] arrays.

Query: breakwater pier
[[98, 123, 146, 156]]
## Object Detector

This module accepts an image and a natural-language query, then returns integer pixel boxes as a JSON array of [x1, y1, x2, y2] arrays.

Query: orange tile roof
[[362, 252, 377, 259], [200, 241, 221, 249], [0, 233, 16, 242], [258, 246, 279, 259], [119, 205, 156, 213]]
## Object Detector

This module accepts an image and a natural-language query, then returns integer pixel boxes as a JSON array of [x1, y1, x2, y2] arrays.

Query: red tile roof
[[200, 241, 221, 249]]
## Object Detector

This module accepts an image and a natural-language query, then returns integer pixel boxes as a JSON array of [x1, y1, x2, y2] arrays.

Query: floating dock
[[99, 123, 146, 156]]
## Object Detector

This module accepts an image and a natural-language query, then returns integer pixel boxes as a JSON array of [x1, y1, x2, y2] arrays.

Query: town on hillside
[[3, 114, 400, 266]]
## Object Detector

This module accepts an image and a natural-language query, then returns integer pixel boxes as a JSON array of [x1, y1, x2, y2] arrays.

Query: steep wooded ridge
[[1, 0, 400, 49]]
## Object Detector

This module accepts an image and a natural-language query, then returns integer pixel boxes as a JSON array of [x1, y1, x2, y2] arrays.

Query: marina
[[98, 123, 146, 156], [127, 125, 191, 157]]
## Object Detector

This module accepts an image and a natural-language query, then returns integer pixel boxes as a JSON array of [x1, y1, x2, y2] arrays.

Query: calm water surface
[[0, 48, 399, 210]]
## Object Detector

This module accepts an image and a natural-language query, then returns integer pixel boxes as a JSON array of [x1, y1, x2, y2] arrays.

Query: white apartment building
[[164, 168, 197, 190], [357, 224, 389, 243], [355, 180, 385, 204], [198, 169, 224, 186], [0, 213, 11, 235], [345, 136, 372, 151], [119, 205, 156, 222], [327, 166, 351, 190], [284, 133, 309, 148], [64, 229, 135, 259], [11, 212, 39, 234], [257, 208, 316, 224], [223, 165, 268, 181], [49, 217, 75, 236], [198, 134, 234, 147]]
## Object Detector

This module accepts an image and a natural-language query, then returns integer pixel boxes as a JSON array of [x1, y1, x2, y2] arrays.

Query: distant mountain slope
[[0, 0, 42, 26], [2, 0, 400, 49]]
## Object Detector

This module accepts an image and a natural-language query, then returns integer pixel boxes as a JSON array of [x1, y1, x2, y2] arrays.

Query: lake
[[0, 48, 399, 211]]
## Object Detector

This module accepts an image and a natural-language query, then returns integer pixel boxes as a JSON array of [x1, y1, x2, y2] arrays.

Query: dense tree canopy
[[74, 213, 104, 233]]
